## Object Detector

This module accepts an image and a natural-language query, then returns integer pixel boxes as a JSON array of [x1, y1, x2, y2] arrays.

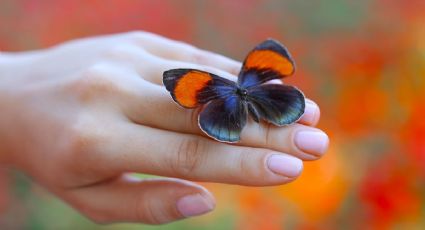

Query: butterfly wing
[[247, 84, 305, 126], [163, 69, 236, 108], [163, 69, 246, 142], [199, 95, 247, 143], [238, 39, 296, 88]]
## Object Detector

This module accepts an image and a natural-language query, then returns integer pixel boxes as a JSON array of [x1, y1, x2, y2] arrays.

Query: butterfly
[[163, 39, 305, 143]]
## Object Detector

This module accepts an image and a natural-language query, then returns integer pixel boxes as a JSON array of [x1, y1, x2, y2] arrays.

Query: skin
[[0, 31, 328, 224]]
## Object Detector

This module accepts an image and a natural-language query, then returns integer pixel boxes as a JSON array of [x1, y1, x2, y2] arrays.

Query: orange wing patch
[[245, 50, 294, 76], [174, 71, 212, 108]]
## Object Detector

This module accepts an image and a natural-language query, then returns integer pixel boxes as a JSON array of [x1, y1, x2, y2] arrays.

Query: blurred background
[[0, 0, 424, 229]]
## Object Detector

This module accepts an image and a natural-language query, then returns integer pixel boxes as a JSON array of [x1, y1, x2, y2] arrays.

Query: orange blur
[[174, 71, 212, 108], [244, 50, 294, 76]]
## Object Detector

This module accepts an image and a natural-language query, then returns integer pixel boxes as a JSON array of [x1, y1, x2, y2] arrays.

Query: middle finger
[[125, 80, 327, 160]]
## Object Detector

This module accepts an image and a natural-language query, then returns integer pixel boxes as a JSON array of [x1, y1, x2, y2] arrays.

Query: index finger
[[127, 31, 242, 75]]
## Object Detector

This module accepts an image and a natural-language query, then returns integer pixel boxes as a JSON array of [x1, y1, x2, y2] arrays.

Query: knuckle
[[237, 153, 251, 176], [185, 48, 208, 64], [125, 30, 164, 45], [135, 197, 165, 225], [172, 138, 205, 177], [67, 64, 123, 102], [262, 123, 274, 147], [125, 30, 149, 40], [81, 63, 111, 79], [237, 153, 255, 178], [79, 64, 115, 88], [235, 150, 269, 182], [65, 117, 103, 161], [190, 51, 206, 63], [187, 109, 201, 133], [105, 44, 139, 60]]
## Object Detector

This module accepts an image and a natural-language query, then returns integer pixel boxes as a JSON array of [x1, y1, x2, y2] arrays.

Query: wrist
[[0, 52, 38, 165], [0, 54, 15, 164]]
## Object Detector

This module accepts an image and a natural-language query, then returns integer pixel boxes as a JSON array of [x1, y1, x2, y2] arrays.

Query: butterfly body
[[163, 39, 305, 143]]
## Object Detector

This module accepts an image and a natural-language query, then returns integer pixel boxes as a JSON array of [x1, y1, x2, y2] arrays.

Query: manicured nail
[[177, 193, 214, 217], [267, 154, 303, 177], [294, 130, 329, 156], [302, 101, 318, 124]]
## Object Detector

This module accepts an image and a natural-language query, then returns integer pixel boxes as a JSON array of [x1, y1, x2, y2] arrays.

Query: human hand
[[0, 32, 328, 224]]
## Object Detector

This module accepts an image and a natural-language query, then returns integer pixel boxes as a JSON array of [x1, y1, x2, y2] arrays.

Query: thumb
[[62, 175, 215, 224]]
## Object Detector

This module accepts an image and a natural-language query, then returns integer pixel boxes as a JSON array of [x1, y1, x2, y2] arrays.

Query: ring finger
[[96, 122, 303, 186]]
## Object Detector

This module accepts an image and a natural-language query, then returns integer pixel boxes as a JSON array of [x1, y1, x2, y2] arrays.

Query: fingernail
[[294, 130, 329, 156], [177, 193, 214, 217], [267, 154, 303, 177], [302, 102, 318, 124]]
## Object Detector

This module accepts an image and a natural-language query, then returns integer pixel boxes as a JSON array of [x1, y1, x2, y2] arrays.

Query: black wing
[[246, 84, 305, 125], [198, 95, 247, 143]]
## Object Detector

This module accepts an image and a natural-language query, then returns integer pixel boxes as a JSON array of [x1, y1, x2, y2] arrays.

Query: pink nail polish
[[267, 154, 303, 177], [301, 102, 318, 124], [294, 131, 329, 156], [177, 193, 214, 217]]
